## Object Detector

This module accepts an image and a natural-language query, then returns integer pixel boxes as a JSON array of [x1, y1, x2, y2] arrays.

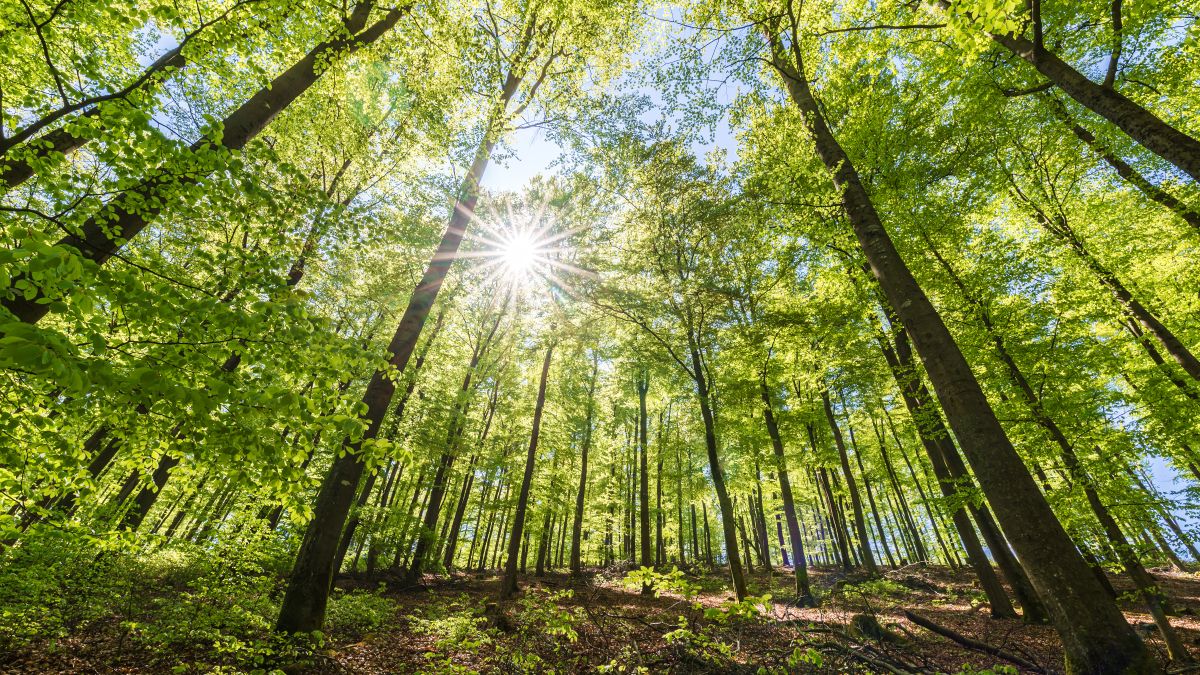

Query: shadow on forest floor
[[4, 562, 1199, 673], [312, 563, 1200, 674]]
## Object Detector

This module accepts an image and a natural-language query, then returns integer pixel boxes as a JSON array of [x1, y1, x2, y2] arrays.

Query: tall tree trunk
[[764, 20, 1149, 672], [570, 355, 598, 575], [500, 341, 554, 600], [875, 300, 1049, 621], [636, 372, 652, 592], [877, 326, 1040, 621], [761, 376, 812, 602], [687, 332, 747, 599], [822, 390, 878, 575], [275, 64, 525, 634]]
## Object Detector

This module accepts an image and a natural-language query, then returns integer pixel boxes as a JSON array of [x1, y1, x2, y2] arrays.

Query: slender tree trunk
[[936, 244, 1186, 657], [637, 373, 652, 583], [822, 390, 878, 574], [876, 305, 1050, 621], [1024, 212, 1200, 382], [408, 312, 504, 581], [500, 341, 553, 600], [761, 376, 812, 601], [570, 356, 598, 575], [688, 335, 747, 598], [1044, 96, 1200, 235]]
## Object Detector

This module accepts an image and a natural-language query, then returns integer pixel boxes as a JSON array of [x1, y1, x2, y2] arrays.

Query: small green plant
[[789, 646, 823, 668], [622, 566, 702, 602], [324, 584, 394, 639], [662, 617, 735, 667], [703, 594, 772, 623], [516, 588, 581, 642], [954, 665, 1018, 675], [840, 578, 909, 599]]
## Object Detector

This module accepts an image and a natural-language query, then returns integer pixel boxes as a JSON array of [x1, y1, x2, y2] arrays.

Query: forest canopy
[[1, 0, 1199, 672]]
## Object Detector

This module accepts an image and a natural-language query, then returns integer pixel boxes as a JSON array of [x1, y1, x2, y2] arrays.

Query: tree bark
[[761, 376, 812, 601], [822, 390, 878, 575], [500, 341, 554, 600], [765, 21, 1150, 672]]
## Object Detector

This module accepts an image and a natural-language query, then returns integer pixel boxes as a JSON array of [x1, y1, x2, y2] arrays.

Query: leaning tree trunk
[[933, 245, 1189, 660], [876, 326, 1042, 621], [764, 23, 1150, 673], [274, 66, 524, 635], [2, 1, 409, 324], [940, 0, 1200, 182], [1043, 96, 1200, 235], [500, 341, 554, 600]]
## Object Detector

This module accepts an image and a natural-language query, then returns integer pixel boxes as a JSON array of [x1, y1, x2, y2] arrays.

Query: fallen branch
[[806, 639, 915, 675], [903, 611, 1044, 673]]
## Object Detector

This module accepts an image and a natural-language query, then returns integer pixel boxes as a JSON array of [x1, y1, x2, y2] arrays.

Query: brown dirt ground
[[4, 564, 1199, 674]]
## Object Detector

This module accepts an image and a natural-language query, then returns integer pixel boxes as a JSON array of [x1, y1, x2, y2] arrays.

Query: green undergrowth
[[0, 517, 392, 672]]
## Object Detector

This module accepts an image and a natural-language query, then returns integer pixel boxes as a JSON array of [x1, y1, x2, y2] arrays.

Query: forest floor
[[4, 561, 1200, 674]]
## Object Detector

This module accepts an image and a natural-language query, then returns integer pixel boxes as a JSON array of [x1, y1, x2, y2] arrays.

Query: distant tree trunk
[[500, 341, 554, 599], [890, 424, 957, 569], [408, 312, 505, 581], [676, 445, 686, 566], [655, 411, 666, 566], [774, 509, 789, 566], [443, 452, 480, 572], [690, 503, 700, 566], [687, 330, 747, 599], [761, 376, 812, 602], [822, 390, 878, 575], [702, 501, 713, 566], [535, 508, 553, 577], [636, 372, 652, 593], [570, 356, 598, 575]]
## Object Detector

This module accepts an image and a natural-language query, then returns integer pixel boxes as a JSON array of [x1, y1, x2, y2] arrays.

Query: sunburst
[[457, 196, 595, 299]]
